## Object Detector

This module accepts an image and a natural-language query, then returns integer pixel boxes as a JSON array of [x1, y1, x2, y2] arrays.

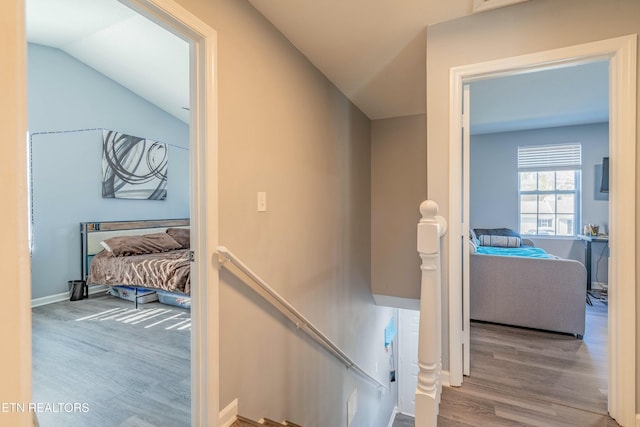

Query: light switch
[[257, 192, 267, 212]]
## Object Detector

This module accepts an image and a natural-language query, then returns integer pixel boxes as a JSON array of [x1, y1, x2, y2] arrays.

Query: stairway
[[232, 415, 303, 427]]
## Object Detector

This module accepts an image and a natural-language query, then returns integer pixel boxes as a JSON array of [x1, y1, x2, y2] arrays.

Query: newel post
[[415, 200, 448, 427]]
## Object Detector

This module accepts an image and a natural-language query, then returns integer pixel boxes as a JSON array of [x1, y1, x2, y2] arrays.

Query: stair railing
[[415, 200, 448, 427], [216, 246, 388, 390]]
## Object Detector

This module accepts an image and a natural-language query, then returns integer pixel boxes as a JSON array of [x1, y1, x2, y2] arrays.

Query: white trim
[[448, 67, 464, 386], [462, 85, 471, 378], [118, 1, 220, 426], [31, 285, 108, 308], [218, 398, 238, 427], [440, 369, 451, 388], [606, 34, 637, 427], [373, 294, 420, 310], [472, 0, 529, 14], [448, 35, 637, 426], [386, 406, 399, 427], [4, 2, 31, 424]]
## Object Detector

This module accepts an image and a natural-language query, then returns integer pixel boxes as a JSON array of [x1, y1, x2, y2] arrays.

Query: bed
[[469, 228, 587, 338], [81, 219, 191, 309]]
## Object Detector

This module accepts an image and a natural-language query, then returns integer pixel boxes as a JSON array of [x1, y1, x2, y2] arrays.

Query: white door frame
[[448, 35, 636, 426], [117, 1, 220, 425]]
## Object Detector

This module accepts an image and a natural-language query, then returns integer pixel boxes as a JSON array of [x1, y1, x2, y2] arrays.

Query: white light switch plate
[[257, 192, 267, 212]]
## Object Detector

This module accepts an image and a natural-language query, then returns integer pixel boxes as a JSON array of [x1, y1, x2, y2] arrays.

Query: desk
[[577, 234, 608, 290]]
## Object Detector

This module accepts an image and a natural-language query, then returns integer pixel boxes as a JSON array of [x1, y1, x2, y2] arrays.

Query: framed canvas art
[[102, 130, 168, 200]]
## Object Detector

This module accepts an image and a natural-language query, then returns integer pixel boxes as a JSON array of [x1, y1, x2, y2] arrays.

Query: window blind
[[518, 143, 582, 169]]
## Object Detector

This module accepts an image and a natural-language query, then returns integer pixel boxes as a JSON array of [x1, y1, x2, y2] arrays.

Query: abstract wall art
[[102, 130, 168, 200]]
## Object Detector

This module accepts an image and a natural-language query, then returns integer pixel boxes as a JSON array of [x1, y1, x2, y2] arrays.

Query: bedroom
[[25, 1, 401, 426], [465, 59, 610, 413], [27, 1, 193, 424]]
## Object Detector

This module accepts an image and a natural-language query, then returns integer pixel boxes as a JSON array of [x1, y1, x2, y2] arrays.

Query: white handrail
[[216, 245, 388, 390]]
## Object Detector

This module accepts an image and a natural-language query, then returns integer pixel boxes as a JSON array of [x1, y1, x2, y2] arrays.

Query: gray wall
[[173, 1, 398, 425], [426, 0, 640, 376], [371, 114, 427, 302], [470, 122, 609, 280], [28, 43, 190, 299]]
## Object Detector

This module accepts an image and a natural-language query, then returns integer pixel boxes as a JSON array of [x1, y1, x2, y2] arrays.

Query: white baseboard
[[441, 369, 451, 387], [219, 398, 238, 427], [31, 285, 108, 308], [386, 406, 398, 427]]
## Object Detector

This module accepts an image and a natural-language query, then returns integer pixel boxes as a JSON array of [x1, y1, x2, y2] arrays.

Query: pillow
[[469, 240, 477, 253], [100, 233, 182, 257], [479, 234, 521, 248], [473, 228, 524, 246], [166, 227, 190, 249]]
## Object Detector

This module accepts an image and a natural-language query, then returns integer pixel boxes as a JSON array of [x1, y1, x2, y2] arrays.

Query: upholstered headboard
[[80, 218, 189, 279]]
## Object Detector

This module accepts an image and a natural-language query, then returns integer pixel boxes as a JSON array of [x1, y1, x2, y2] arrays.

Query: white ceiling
[[247, 0, 473, 120], [470, 61, 609, 135], [26, 0, 190, 123], [25, 0, 609, 131]]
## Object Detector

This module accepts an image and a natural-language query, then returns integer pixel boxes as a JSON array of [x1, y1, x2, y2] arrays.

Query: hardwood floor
[[395, 299, 617, 426], [35, 294, 613, 426], [32, 294, 190, 427], [439, 298, 617, 426]]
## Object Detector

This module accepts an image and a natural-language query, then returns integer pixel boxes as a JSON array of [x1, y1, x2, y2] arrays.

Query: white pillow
[[100, 241, 112, 252]]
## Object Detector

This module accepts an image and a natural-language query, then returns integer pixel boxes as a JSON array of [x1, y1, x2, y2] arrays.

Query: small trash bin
[[68, 280, 88, 301]]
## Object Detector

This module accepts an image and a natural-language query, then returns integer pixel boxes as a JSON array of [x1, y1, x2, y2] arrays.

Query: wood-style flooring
[[32, 294, 190, 427], [396, 299, 617, 426], [35, 293, 614, 426]]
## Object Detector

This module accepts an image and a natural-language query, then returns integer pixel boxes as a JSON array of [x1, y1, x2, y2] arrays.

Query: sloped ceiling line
[[27, 0, 608, 128]]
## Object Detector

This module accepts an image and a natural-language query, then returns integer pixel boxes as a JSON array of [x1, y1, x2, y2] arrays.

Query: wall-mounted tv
[[600, 157, 609, 193]]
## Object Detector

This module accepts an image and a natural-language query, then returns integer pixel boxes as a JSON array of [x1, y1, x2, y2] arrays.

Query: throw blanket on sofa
[[476, 246, 554, 259]]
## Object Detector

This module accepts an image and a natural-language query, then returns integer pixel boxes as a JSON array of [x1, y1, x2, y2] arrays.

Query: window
[[518, 143, 581, 236]]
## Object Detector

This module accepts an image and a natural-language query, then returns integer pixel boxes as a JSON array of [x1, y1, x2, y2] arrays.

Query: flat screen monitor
[[601, 157, 609, 193]]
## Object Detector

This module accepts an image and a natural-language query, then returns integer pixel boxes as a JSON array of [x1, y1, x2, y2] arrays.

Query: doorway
[[25, 0, 219, 425], [448, 35, 637, 425]]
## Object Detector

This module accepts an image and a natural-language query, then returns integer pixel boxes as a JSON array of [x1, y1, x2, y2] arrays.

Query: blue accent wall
[[28, 43, 189, 299], [470, 123, 609, 281]]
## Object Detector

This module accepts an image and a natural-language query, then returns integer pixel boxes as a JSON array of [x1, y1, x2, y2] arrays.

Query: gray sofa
[[470, 242, 587, 338]]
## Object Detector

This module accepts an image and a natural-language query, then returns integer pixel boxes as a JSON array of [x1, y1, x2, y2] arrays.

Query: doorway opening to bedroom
[[26, 0, 218, 425], [464, 61, 610, 417], [448, 35, 637, 425]]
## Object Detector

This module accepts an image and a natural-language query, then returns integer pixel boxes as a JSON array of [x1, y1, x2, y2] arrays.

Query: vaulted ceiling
[[247, 0, 472, 120], [26, 0, 190, 123], [25, 0, 609, 131]]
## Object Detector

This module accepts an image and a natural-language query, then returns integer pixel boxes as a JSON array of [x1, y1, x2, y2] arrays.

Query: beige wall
[[426, 0, 640, 404], [0, 0, 398, 425], [371, 114, 427, 301], [0, 1, 32, 426], [175, 1, 397, 425]]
